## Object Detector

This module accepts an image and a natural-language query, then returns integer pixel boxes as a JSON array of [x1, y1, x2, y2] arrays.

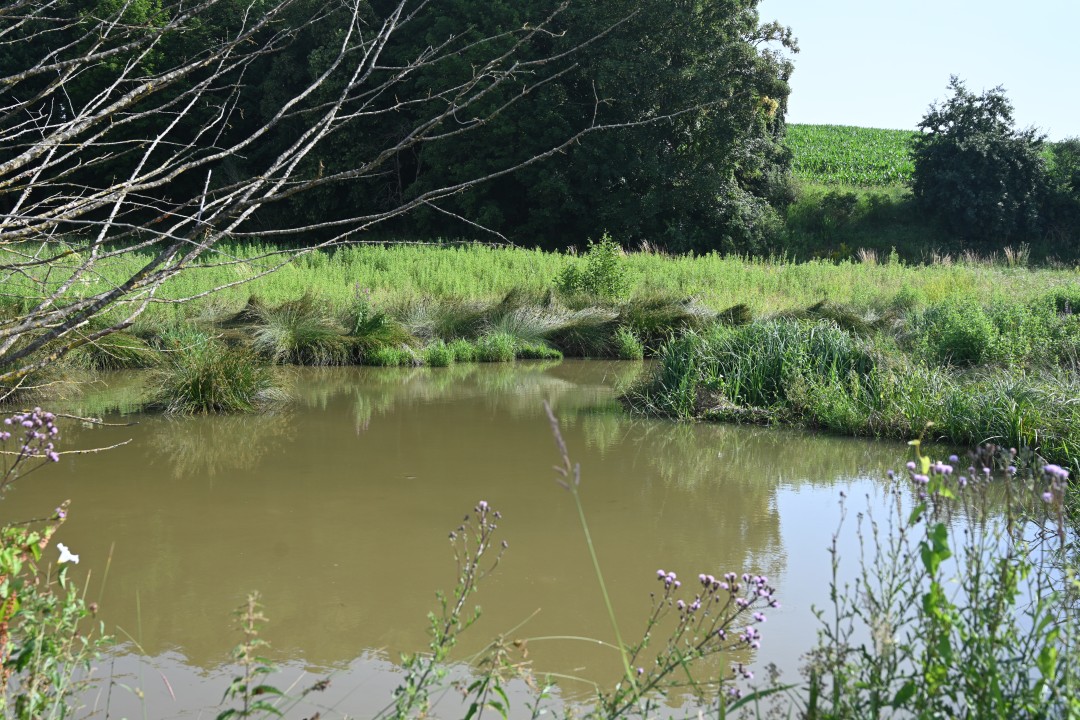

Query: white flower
[[57, 542, 79, 564]]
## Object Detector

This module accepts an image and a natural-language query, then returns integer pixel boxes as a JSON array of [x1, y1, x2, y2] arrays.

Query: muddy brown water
[[5, 361, 914, 718]]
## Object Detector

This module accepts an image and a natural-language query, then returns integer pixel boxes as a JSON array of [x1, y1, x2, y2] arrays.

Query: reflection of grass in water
[[287, 362, 600, 428], [57, 372, 151, 417], [150, 413, 294, 479]]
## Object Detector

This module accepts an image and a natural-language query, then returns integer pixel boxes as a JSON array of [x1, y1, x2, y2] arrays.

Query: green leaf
[[1037, 641, 1059, 679], [892, 680, 916, 707]]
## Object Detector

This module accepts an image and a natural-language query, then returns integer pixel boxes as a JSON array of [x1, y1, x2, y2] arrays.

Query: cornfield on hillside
[[787, 124, 915, 187]]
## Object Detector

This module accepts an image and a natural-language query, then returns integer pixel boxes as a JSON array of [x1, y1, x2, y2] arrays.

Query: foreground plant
[[0, 409, 106, 719], [803, 441, 1078, 718], [544, 402, 780, 716]]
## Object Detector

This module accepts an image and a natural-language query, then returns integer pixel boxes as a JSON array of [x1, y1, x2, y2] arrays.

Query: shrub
[[554, 234, 630, 300], [912, 297, 998, 366]]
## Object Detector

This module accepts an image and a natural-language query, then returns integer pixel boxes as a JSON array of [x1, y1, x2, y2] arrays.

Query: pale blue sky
[[758, 0, 1080, 140]]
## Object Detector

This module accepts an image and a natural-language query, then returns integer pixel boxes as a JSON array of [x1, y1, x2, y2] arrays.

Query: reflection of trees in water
[[149, 413, 294, 479], [580, 411, 908, 490], [571, 411, 912, 586]]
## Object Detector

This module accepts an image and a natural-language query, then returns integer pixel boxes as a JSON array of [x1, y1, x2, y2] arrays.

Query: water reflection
[[4, 361, 915, 716]]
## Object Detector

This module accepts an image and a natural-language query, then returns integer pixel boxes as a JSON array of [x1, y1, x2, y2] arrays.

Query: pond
[[6, 360, 915, 718]]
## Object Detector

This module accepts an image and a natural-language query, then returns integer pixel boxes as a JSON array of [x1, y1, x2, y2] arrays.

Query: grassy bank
[[5, 240, 1080, 468], [5, 240, 1076, 322]]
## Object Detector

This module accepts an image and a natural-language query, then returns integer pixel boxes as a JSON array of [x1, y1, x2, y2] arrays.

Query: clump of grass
[[365, 346, 416, 367], [422, 341, 455, 367], [486, 304, 566, 347], [716, 303, 753, 326], [249, 293, 350, 366], [614, 326, 644, 360], [391, 296, 487, 341], [475, 333, 516, 363], [616, 295, 711, 351], [514, 341, 562, 360], [67, 330, 160, 370], [151, 331, 282, 414], [347, 288, 415, 353], [448, 338, 479, 363], [544, 308, 620, 357]]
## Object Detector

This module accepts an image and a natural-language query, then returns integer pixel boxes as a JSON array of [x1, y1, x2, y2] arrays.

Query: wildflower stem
[[568, 480, 637, 691]]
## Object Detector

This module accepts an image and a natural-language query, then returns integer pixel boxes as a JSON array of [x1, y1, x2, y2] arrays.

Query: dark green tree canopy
[[276, 0, 799, 252], [909, 77, 1050, 243]]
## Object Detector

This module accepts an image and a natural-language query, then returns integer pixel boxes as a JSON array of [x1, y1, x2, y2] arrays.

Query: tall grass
[[6, 242, 1076, 328], [628, 317, 1080, 472], [248, 294, 352, 366], [150, 331, 284, 414]]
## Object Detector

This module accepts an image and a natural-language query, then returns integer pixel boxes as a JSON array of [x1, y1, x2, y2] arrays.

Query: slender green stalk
[[543, 402, 637, 691]]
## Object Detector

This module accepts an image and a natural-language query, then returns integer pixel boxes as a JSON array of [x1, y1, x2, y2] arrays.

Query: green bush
[[554, 234, 630, 300], [913, 297, 998, 366]]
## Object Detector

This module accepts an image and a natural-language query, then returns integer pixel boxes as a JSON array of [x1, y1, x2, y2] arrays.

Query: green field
[[787, 123, 916, 187], [7, 241, 1076, 327]]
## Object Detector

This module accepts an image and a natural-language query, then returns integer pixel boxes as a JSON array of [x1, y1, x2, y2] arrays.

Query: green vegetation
[[787, 124, 915, 187], [625, 306, 1080, 472], [911, 77, 1053, 243], [150, 331, 283, 414]]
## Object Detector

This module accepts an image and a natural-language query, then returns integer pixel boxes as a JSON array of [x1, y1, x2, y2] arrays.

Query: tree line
[[0, 0, 798, 254]]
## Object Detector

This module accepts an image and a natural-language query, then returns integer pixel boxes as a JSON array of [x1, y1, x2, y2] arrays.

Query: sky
[[757, 0, 1080, 140]]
